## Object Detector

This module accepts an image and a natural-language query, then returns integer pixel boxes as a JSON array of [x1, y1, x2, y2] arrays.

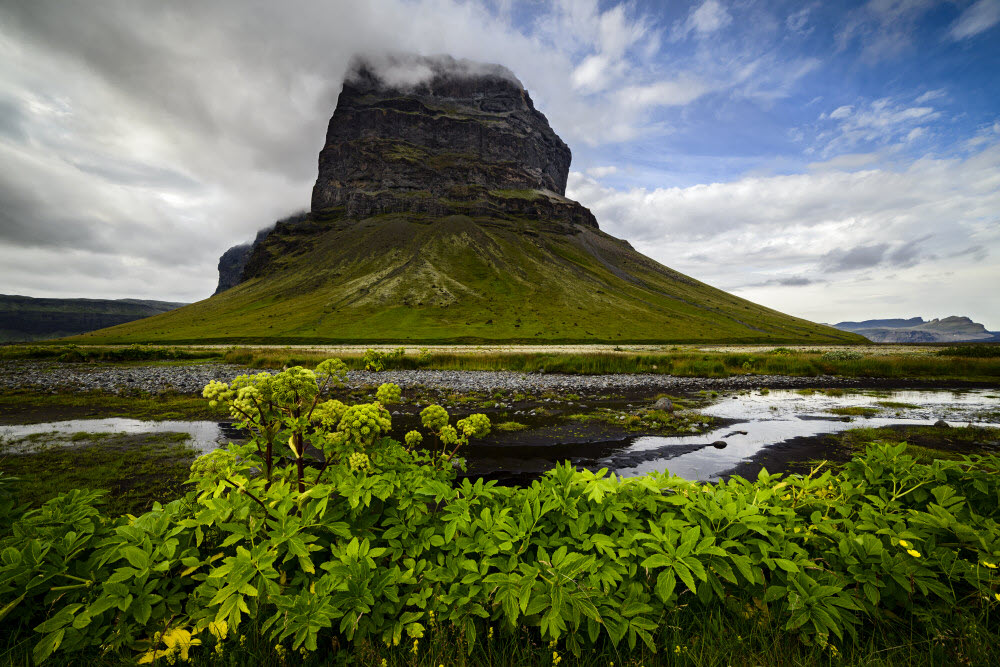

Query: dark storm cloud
[[820, 242, 889, 272], [0, 173, 102, 250], [886, 235, 931, 268], [0, 95, 28, 142]]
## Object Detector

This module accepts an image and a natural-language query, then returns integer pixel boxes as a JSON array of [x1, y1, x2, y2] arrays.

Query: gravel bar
[[0, 360, 872, 395]]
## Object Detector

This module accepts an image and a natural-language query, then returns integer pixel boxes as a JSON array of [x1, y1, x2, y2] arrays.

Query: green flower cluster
[[312, 399, 348, 431], [348, 452, 371, 473], [338, 403, 391, 448], [457, 413, 491, 439], [404, 431, 423, 448], [420, 405, 449, 431], [376, 383, 402, 404]]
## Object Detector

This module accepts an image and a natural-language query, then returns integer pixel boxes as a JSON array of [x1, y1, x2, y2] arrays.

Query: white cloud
[[680, 1, 733, 37], [828, 105, 854, 119], [585, 166, 618, 178], [567, 143, 1000, 326], [915, 88, 947, 104], [814, 97, 940, 155], [618, 79, 709, 108], [948, 0, 1000, 40], [786, 6, 814, 35]]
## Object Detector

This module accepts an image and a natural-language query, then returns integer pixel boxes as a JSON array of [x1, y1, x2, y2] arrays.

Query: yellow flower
[[995, 593, 1000, 602], [982, 560, 998, 569], [898, 539, 911, 548], [381, 660, 388, 667], [907, 549, 921, 558]]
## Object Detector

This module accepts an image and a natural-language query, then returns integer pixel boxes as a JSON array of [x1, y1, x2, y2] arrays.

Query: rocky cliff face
[[215, 54, 597, 294], [310, 54, 576, 216]]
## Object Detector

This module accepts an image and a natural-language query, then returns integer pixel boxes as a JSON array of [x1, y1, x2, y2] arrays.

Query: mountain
[[833, 316, 999, 343], [69, 54, 861, 345], [0, 295, 186, 342]]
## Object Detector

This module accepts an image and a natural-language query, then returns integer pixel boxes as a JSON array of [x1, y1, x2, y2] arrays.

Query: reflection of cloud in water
[[617, 388, 1000, 481], [0, 419, 240, 455]]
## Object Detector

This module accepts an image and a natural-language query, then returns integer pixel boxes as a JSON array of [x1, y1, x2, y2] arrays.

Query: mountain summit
[[75, 54, 859, 344]]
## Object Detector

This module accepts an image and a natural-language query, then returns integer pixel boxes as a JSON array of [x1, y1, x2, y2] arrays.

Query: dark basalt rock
[[311, 54, 574, 213], [214, 243, 253, 295]]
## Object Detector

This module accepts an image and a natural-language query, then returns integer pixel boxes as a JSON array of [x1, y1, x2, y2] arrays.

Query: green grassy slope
[[70, 213, 863, 344]]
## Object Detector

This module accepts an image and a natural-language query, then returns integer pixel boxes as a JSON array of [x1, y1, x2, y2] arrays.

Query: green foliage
[[5, 362, 1000, 664], [362, 347, 405, 371], [938, 344, 1000, 358]]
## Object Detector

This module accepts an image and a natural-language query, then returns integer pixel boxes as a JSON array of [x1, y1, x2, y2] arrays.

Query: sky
[[0, 0, 998, 328]]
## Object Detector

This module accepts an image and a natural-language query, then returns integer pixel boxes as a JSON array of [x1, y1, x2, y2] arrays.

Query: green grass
[[62, 212, 863, 345], [937, 344, 1000, 358], [219, 348, 1000, 381], [876, 400, 921, 409], [494, 421, 529, 432], [0, 431, 197, 515], [7, 342, 1000, 381], [838, 425, 1000, 463], [0, 389, 228, 424], [828, 406, 882, 417]]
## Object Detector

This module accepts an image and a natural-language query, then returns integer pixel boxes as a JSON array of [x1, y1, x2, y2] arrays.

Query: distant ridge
[[0, 295, 186, 342], [70, 54, 862, 345], [832, 316, 999, 343]]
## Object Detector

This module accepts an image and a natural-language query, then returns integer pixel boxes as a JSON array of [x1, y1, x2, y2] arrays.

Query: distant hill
[[69, 54, 862, 346], [832, 316, 1000, 343], [0, 295, 186, 342]]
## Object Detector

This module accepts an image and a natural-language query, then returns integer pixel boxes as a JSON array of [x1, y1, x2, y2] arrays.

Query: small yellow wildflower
[[552, 651, 562, 665], [898, 539, 911, 548], [381, 659, 388, 667], [488, 627, 494, 640], [995, 593, 1000, 602], [411, 638, 419, 655], [907, 549, 921, 558], [982, 560, 998, 569]]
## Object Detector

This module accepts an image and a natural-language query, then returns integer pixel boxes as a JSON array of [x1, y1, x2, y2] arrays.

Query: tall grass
[[219, 347, 1000, 381]]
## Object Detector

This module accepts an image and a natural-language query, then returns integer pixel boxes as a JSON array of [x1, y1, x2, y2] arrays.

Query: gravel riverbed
[[0, 360, 875, 395]]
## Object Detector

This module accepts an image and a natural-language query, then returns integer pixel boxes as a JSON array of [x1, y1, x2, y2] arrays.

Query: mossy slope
[[71, 213, 862, 344]]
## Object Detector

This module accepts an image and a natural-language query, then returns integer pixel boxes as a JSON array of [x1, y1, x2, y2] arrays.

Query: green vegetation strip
[[3, 362, 1000, 666], [5, 343, 1000, 380], [0, 390, 228, 424]]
